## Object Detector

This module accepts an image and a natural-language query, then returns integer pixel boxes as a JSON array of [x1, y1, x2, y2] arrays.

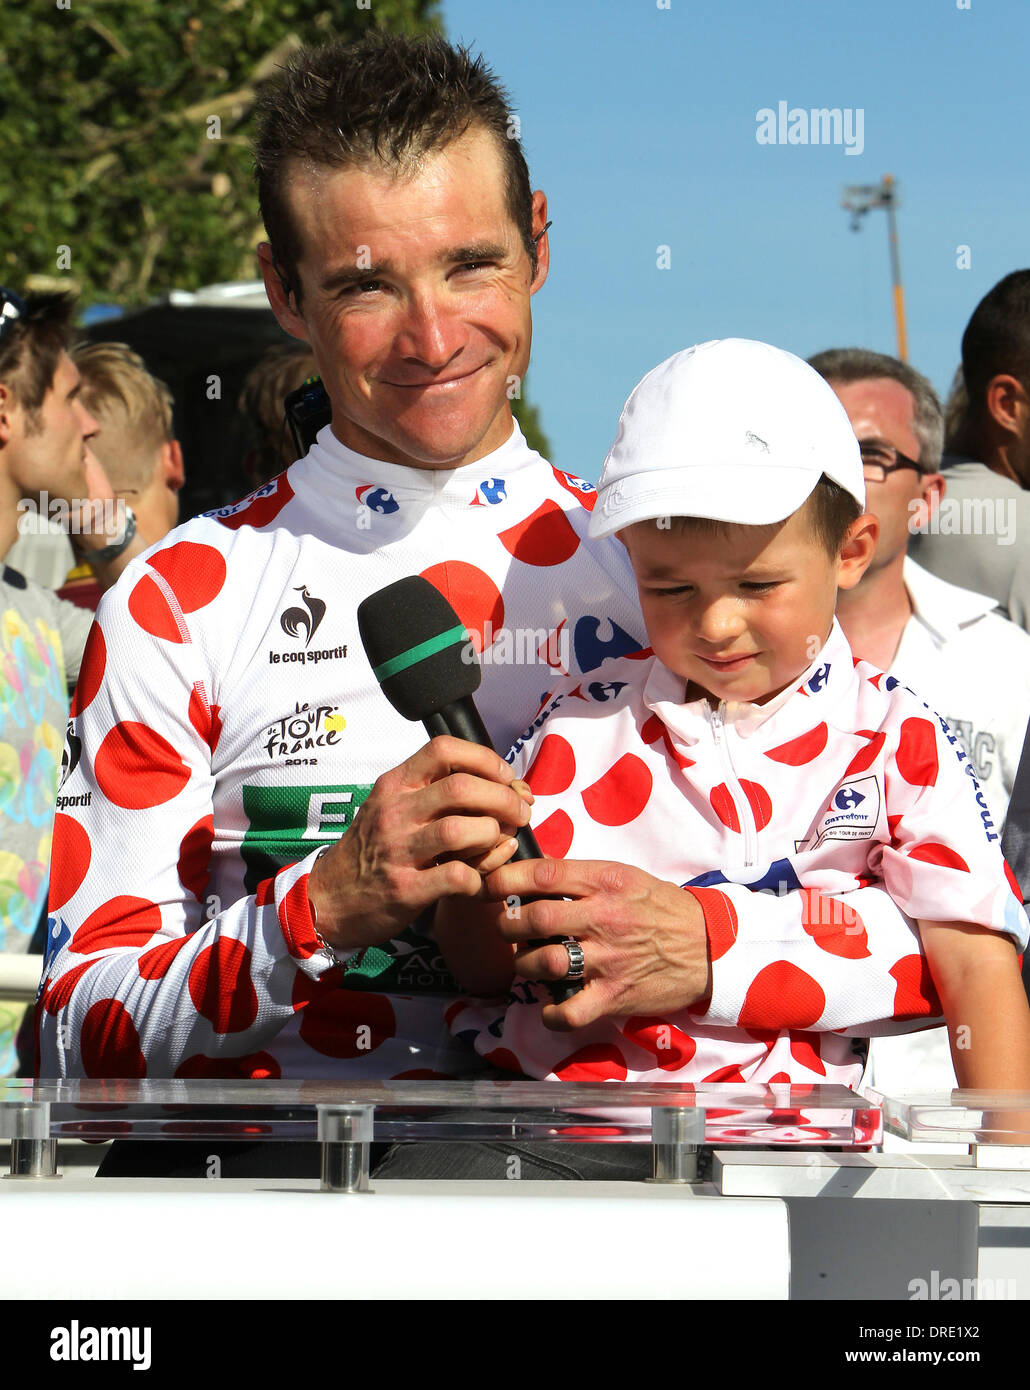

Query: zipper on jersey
[[708, 701, 758, 866]]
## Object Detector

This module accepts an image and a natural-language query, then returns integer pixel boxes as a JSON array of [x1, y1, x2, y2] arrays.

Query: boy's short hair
[[71, 341, 174, 494], [663, 475, 861, 558]]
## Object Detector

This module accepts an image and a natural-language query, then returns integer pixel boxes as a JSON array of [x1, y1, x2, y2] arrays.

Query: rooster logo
[[280, 586, 326, 647]]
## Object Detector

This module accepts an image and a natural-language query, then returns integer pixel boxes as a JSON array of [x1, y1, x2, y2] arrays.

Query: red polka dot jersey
[[449, 622, 1029, 1087], [37, 424, 650, 1080]]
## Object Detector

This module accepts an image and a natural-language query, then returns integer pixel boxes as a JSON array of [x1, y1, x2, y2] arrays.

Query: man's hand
[[70, 445, 147, 585], [307, 736, 532, 954], [482, 858, 712, 1029]]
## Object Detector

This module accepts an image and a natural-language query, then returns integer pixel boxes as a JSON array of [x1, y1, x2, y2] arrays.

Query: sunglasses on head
[[0, 286, 27, 342]]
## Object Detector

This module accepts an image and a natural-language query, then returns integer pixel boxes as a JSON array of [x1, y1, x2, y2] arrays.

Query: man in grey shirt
[[0, 289, 161, 1073], [911, 269, 1030, 629]]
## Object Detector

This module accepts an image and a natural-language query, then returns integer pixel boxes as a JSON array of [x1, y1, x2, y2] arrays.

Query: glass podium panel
[[2, 1078, 881, 1146], [873, 1088, 1030, 1147]]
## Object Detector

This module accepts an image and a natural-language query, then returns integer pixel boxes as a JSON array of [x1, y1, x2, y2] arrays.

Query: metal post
[[650, 1105, 705, 1183], [317, 1104, 374, 1193], [1, 1100, 60, 1180]]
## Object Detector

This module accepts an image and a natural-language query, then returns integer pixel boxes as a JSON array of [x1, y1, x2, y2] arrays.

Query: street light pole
[[842, 174, 908, 362]]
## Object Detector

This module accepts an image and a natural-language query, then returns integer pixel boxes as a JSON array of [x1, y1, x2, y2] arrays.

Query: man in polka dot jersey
[[442, 340, 1030, 1095], [37, 42, 953, 1153]]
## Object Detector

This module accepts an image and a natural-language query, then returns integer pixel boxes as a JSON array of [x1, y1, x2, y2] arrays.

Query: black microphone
[[357, 575, 581, 1000]]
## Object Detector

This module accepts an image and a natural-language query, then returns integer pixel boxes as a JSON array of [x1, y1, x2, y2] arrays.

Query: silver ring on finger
[[561, 937, 585, 981]]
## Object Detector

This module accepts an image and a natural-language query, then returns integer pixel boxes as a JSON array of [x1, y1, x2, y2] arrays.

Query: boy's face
[[623, 504, 871, 706]]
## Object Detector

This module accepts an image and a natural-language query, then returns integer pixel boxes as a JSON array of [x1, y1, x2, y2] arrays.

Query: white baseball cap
[[588, 338, 865, 540]]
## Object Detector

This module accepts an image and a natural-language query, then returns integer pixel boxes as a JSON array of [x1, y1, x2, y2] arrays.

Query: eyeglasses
[[0, 287, 26, 342], [859, 440, 922, 483]]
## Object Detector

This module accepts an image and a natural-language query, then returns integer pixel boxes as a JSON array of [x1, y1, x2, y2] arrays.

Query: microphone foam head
[[357, 576, 481, 721]]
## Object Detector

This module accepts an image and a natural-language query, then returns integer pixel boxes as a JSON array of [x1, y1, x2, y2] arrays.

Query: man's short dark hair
[[960, 269, 1030, 426], [807, 346, 944, 471], [0, 292, 75, 430], [663, 475, 862, 559], [253, 34, 535, 304]]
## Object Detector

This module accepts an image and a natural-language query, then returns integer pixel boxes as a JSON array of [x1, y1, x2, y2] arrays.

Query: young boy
[[437, 339, 1030, 1092]]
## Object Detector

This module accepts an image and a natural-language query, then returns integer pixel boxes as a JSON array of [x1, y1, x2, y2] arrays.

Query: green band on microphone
[[372, 624, 470, 681]]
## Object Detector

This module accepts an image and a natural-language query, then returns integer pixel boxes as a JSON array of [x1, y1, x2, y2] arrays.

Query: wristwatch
[[85, 505, 137, 566]]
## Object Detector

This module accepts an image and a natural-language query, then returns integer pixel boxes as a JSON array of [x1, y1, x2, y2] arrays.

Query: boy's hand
[[439, 779, 533, 882]]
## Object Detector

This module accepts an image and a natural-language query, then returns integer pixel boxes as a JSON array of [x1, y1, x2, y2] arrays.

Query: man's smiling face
[[262, 124, 549, 470]]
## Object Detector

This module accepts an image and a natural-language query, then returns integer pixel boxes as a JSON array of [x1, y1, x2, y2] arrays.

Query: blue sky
[[442, 0, 1030, 480]]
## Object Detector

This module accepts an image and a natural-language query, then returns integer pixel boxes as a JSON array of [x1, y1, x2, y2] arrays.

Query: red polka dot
[[640, 715, 693, 768], [765, 723, 828, 765], [69, 622, 106, 716], [622, 1016, 697, 1071], [215, 475, 294, 531], [703, 1065, 746, 1084], [768, 1072, 792, 1084], [799, 889, 871, 959], [482, 1047, 524, 1074], [444, 999, 466, 1028], [137, 934, 194, 980], [175, 1051, 281, 1080], [49, 814, 91, 910], [420, 561, 504, 653], [297, 988, 396, 1058], [188, 685, 222, 752], [581, 754, 652, 826], [127, 542, 226, 640], [80, 998, 146, 1078], [254, 877, 275, 909], [740, 780, 773, 831], [896, 717, 939, 787], [70, 896, 161, 954], [533, 809, 574, 858], [553, 1043, 628, 1081], [95, 721, 190, 809], [291, 967, 344, 1010], [686, 886, 738, 961], [149, 542, 226, 611], [128, 574, 184, 642], [907, 842, 970, 872], [43, 959, 99, 1013], [526, 735, 577, 796], [640, 714, 663, 745], [187, 939, 258, 1033], [789, 1034, 826, 1076], [890, 954, 942, 1020], [710, 784, 740, 832], [497, 500, 580, 567], [845, 730, 885, 777], [276, 876, 320, 959], [178, 816, 214, 901], [739, 962, 826, 1030]]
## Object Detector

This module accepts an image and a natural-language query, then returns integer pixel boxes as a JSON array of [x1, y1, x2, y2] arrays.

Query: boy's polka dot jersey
[[450, 621, 1029, 1088], [35, 424, 977, 1080]]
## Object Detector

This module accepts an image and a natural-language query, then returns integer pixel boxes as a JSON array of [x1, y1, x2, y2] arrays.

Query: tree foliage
[[0, 0, 440, 305], [0, 0, 552, 460]]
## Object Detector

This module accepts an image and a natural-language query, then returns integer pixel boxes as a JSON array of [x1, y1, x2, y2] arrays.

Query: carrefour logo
[[833, 787, 865, 811]]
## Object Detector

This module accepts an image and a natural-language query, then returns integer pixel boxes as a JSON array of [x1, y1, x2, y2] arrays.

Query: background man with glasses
[[811, 348, 1030, 1106], [811, 347, 1030, 833]]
